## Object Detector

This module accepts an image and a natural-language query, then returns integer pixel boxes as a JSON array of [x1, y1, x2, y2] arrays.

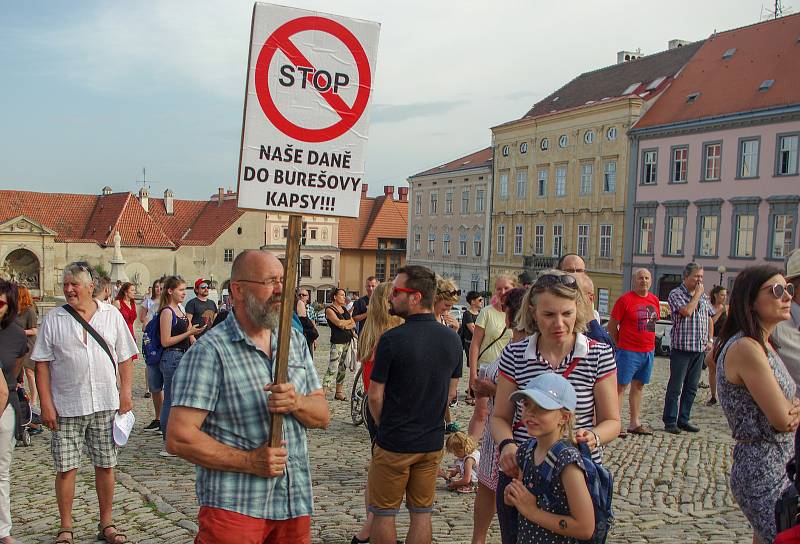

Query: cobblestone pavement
[[11, 328, 755, 543]]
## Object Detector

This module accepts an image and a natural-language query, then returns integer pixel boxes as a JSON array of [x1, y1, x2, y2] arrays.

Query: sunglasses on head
[[392, 287, 419, 297], [438, 289, 462, 297], [764, 282, 795, 299], [534, 274, 579, 290]]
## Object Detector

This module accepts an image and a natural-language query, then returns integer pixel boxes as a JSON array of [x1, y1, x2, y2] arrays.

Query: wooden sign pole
[[269, 213, 303, 448]]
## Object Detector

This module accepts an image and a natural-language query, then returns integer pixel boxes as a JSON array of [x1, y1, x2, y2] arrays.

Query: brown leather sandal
[[54, 528, 73, 544], [97, 523, 128, 543]]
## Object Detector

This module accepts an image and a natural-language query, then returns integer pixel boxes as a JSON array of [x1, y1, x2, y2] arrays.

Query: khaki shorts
[[367, 444, 443, 515]]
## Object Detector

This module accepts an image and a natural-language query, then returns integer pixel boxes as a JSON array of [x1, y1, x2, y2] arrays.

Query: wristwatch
[[498, 438, 516, 453]]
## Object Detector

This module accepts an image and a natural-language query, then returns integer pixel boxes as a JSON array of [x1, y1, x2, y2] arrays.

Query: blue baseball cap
[[509, 373, 577, 412]]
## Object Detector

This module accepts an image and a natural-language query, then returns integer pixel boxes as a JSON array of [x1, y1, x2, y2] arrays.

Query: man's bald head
[[231, 249, 282, 281]]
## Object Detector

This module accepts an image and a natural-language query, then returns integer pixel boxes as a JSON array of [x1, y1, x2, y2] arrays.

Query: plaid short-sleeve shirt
[[170, 311, 322, 520], [668, 284, 712, 353]]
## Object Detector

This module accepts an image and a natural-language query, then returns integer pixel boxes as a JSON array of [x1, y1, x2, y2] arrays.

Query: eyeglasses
[[235, 277, 283, 288], [438, 289, 462, 297], [763, 282, 795, 299], [392, 287, 419, 297], [534, 274, 579, 290], [198, 283, 209, 289], [561, 267, 585, 274]]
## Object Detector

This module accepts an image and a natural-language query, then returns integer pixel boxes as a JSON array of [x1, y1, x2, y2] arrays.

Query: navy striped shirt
[[498, 333, 616, 463]]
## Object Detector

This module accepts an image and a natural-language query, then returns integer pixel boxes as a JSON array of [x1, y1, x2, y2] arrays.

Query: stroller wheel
[[21, 428, 31, 447]]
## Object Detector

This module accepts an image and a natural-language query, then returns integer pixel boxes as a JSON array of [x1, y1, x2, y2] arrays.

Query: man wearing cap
[[608, 268, 660, 437], [773, 248, 800, 386], [32, 262, 138, 544], [186, 279, 218, 339]]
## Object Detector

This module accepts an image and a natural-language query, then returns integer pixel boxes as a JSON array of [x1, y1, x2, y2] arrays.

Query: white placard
[[236, 3, 380, 218]]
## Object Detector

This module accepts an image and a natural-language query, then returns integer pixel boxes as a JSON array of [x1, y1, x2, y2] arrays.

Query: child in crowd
[[503, 374, 596, 543], [440, 431, 480, 493]]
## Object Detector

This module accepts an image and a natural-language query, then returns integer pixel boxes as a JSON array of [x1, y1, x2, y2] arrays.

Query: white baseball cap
[[113, 411, 135, 447], [786, 248, 800, 281]]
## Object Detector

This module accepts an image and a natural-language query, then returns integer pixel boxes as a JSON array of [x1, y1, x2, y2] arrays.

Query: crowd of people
[[0, 247, 798, 544]]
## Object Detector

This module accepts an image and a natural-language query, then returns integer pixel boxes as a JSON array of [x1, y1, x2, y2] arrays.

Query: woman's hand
[[188, 322, 205, 336], [575, 429, 599, 451], [472, 377, 496, 398], [499, 442, 520, 478]]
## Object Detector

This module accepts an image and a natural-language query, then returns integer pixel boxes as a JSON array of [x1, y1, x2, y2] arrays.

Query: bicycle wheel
[[351, 366, 365, 426]]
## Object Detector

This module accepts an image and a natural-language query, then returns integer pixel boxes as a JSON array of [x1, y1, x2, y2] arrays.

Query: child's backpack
[[142, 308, 175, 366], [522, 438, 614, 544]]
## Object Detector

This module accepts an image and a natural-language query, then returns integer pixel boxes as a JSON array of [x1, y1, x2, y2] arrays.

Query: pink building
[[624, 14, 800, 298]]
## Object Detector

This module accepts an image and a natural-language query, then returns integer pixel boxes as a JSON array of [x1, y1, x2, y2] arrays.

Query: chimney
[[101, 186, 112, 196], [384, 185, 394, 198], [616, 49, 643, 64], [138, 186, 149, 212], [164, 189, 174, 215], [668, 39, 690, 49], [361, 183, 369, 197], [398, 187, 409, 202], [217, 187, 224, 207]]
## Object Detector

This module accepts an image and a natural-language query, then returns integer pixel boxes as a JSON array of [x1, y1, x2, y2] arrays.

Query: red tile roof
[[635, 14, 800, 129], [410, 147, 493, 178], [339, 191, 408, 250], [0, 189, 245, 248]]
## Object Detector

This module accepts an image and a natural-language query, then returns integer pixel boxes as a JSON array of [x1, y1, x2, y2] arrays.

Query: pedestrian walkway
[[11, 331, 753, 543]]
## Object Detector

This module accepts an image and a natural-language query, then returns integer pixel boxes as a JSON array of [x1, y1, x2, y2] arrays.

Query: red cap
[[195, 278, 210, 290]]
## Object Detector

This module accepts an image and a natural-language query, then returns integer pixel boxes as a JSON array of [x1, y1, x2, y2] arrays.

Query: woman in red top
[[351, 282, 403, 544], [113, 282, 138, 360]]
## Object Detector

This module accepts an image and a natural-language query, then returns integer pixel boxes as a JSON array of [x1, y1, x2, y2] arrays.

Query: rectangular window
[[473, 231, 482, 257], [671, 147, 688, 183], [497, 225, 506, 254], [642, 150, 657, 184], [415, 192, 422, 215], [703, 143, 722, 181], [734, 214, 756, 257], [514, 225, 524, 255], [699, 215, 718, 256], [516, 170, 527, 199], [600, 224, 613, 258], [638, 216, 654, 254], [316, 288, 333, 305], [428, 232, 435, 254], [772, 214, 794, 259], [223, 248, 233, 262], [534, 224, 545, 255], [375, 259, 386, 282], [603, 160, 617, 192], [430, 191, 438, 214], [389, 254, 400, 278], [459, 233, 468, 256], [577, 224, 589, 257], [739, 139, 759, 178], [300, 258, 311, 278], [667, 216, 685, 255], [555, 166, 566, 197], [777, 134, 799, 175], [476, 189, 485, 213], [461, 189, 469, 213], [499, 172, 509, 199], [580, 163, 593, 195], [310, 229, 317, 240], [537, 169, 547, 197], [445, 190, 453, 214], [552, 225, 563, 257], [414, 232, 420, 253], [321, 258, 332, 278], [443, 232, 451, 256], [471, 274, 480, 292]]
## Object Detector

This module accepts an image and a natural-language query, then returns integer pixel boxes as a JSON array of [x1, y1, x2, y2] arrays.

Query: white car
[[654, 319, 673, 356]]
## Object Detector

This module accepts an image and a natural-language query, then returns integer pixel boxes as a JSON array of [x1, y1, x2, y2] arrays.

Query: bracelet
[[590, 429, 601, 449], [498, 438, 516, 453]]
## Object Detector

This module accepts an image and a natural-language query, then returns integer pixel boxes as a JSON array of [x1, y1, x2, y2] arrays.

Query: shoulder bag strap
[[478, 326, 508, 361], [62, 305, 116, 373]]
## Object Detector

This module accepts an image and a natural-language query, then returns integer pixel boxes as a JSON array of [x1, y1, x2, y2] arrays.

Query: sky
[[0, 0, 779, 200]]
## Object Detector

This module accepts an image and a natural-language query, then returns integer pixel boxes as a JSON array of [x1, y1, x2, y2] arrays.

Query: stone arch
[[2, 248, 40, 289]]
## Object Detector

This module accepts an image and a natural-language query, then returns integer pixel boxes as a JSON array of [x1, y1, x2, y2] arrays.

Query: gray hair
[[683, 262, 703, 278], [63, 262, 97, 287], [93, 276, 111, 299]]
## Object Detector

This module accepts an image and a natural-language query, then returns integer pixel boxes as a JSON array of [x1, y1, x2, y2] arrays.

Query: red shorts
[[195, 506, 311, 544]]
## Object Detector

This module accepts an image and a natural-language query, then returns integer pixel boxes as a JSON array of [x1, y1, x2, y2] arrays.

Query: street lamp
[[717, 265, 727, 287]]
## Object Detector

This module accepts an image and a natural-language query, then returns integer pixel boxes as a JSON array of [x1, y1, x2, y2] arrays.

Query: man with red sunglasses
[[366, 265, 463, 544]]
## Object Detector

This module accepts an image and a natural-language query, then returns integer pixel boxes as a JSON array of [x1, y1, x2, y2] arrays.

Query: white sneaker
[[159, 450, 176, 458]]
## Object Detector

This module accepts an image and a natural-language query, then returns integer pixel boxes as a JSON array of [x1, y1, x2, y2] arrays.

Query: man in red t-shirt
[[608, 268, 660, 437]]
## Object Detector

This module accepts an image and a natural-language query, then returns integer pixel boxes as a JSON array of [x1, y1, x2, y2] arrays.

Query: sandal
[[54, 528, 73, 544], [628, 424, 654, 436], [334, 392, 348, 401], [97, 523, 128, 544]]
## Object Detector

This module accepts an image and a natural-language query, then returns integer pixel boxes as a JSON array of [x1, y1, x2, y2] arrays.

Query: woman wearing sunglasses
[[712, 266, 800, 544], [491, 269, 619, 543], [434, 277, 462, 433]]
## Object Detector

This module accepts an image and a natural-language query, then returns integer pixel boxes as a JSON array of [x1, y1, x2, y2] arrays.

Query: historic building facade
[[406, 147, 493, 300]]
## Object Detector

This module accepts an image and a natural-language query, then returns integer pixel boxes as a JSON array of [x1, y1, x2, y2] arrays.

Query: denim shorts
[[146, 363, 164, 393]]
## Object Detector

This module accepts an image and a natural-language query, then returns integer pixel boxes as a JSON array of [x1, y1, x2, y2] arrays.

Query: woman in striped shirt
[[491, 270, 619, 543]]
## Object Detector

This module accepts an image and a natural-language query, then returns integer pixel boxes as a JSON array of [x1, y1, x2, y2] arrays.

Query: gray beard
[[243, 291, 279, 330]]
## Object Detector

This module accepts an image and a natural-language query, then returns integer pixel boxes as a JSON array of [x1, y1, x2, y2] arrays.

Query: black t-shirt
[[351, 295, 369, 334], [460, 309, 479, 346], [0, 323, 27, 391], [370, 313, 463, 453], [185, 298, 218, 337]]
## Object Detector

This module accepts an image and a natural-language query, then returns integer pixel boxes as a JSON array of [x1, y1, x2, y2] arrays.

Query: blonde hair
[[563, 411, 577, 445], [435, 276, 459, 304], [515, 269, 590, 335], [445, 432, 478, 456], [495, 274, 518, 290], [357, 283, 403, 362]]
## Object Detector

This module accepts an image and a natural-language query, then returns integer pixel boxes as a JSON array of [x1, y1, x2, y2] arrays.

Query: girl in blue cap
[[503, 373, 595, 543]]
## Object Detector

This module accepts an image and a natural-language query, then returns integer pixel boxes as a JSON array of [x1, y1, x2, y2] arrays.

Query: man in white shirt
[[32, 262, 138, 544]]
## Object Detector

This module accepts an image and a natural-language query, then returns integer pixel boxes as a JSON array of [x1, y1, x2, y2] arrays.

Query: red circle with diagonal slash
[[255, 16, 372, 143]]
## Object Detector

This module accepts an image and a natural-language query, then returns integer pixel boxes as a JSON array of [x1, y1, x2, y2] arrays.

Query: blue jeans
[[495, 472, 518, 544], [159, 349, 185, 439], [662, 348, 705, 427]]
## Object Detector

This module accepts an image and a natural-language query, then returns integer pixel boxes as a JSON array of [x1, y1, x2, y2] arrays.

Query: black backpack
[[776, 428, 800, 533]]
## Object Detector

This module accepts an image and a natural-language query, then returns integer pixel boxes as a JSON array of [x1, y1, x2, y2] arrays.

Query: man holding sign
[[166, 250, 329, 543]]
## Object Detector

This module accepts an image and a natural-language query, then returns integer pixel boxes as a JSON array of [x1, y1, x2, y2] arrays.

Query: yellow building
[[489, 41, 702, 313]]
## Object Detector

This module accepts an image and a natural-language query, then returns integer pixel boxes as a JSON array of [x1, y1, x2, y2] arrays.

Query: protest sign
[[237, 3, 380, 218]]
